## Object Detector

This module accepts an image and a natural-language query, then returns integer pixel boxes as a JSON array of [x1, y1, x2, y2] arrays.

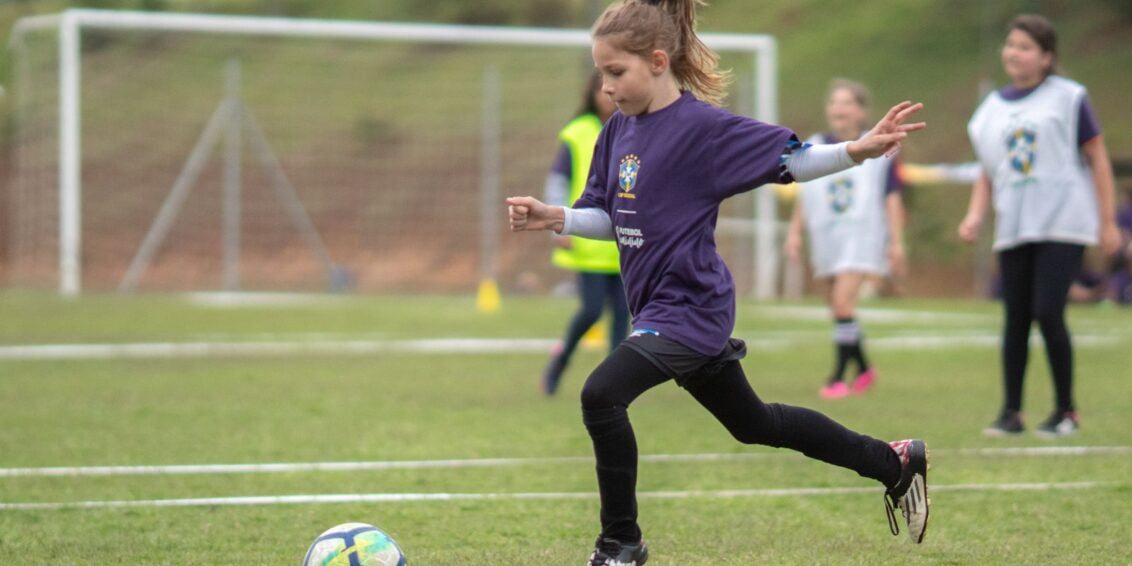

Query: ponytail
[[594, 0, 731, 106]]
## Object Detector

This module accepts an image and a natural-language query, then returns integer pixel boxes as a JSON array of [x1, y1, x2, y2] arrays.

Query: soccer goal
[[7, 9, 781, 298]]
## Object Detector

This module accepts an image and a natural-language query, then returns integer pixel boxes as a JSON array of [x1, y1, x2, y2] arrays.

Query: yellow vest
[[551, 114, 621, 274]]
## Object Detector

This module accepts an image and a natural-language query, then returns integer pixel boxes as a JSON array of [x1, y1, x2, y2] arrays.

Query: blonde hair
[[827, 78, 871, 110], [592, 0, 730, 106], [827, 78, 871, 130]]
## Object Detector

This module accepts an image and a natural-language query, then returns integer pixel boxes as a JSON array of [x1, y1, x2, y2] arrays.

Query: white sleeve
[[560, 207, 615, 240], [543, 173, 570, 207], [784, 141, 858, 182]]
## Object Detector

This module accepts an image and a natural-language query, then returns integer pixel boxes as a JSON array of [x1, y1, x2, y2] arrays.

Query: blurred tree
[[525, 0, 575, 26], [1100, 0, 1132, 19], [406, 0, 514, 25], [258, 0, 314, 18]]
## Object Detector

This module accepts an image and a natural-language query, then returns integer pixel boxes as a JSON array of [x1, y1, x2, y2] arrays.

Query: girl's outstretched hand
[[506, 196, 565, 233], [847, 101, 926, 162]]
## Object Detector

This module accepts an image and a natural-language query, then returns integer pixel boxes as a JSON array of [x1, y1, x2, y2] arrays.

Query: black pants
[[580, 342, 901, 543], [998, 242, 1084, 414], [560, 272, 630, 358]]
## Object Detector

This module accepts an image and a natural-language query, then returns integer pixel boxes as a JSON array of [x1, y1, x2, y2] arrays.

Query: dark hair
[[577, 69, 603, 117], [592, 0, 729, 106], [1008, 14, 1058, 76]]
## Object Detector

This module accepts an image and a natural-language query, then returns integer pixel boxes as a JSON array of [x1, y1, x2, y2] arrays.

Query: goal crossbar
[[12, 9, 775, 50]]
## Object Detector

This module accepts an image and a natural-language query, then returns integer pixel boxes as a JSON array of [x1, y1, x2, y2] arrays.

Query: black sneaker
[[982, 410, 1024, 437], [587, 536, 648, 566], [884, 439, 930, 544], [1034, 410, 1079, 438]]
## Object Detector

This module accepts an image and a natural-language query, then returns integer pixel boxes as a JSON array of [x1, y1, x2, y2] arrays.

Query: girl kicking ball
[[509, 1, 930, 562]]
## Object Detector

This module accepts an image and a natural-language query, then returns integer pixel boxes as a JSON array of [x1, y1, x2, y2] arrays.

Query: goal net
[[7, 10, 779, 297]]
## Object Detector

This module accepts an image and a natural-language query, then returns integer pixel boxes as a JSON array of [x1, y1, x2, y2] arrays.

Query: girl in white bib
[[785, 79, 906, 399], [960, 14, 1119, 438]]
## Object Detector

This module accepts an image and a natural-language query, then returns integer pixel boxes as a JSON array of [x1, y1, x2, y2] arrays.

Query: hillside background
[[1, 0, 1129, 296]]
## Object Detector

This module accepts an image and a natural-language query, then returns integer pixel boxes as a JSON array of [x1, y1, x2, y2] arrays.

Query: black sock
[[852, 341, 870, 375], [831, 343, 851, 382], [583, 406, 642, 544], [831, 318, 862, 382]]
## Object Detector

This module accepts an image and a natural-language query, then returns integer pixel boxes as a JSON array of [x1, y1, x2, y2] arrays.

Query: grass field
[[0, 292, 1130, 564]]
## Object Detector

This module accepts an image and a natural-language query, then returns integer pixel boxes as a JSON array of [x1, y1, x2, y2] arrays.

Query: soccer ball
[[302, 522, 406, 566]]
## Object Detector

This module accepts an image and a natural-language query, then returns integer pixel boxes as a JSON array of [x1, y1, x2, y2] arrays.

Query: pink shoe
[[820, 380, 850, 399], [851, 368, 877, 394]]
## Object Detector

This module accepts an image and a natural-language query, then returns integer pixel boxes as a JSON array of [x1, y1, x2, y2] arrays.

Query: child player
[[509, 1, 929, 563], [785, 79, 906, 399], [960, 14, 1119, 437]]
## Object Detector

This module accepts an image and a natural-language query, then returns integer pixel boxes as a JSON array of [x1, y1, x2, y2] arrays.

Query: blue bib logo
[[618, 154, 640, 193], [1007, 127, 1037, 176], [827, 177, 854, 214]]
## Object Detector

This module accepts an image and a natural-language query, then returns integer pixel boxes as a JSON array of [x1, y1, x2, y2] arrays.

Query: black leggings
[[580, 346, 900, 543], [998, 242, 1084, 413]]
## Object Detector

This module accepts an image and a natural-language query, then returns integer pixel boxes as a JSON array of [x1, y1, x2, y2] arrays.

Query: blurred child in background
[[961, 14, 1119, 438], [785, 79, 905, 399]]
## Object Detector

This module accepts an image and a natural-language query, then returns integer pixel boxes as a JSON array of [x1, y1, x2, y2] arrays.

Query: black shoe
[[884, 439, 930, 544], [1034, 410, 1079, 438], [982, 410, 1024, 437], [587, 537, 648, 565], [541, 349, 567, 396]]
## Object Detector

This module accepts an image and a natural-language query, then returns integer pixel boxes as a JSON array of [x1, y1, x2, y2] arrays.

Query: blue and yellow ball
[[302, 522, 406, 566]]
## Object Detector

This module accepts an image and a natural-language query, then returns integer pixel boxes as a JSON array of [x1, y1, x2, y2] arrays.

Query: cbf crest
[[1006, 123, 1037, 177], [617, 154, 640, 199], [827, 177, 854, 214]]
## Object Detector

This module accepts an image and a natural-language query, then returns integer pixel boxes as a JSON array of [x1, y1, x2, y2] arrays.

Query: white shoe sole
[[901, 473, 930, 543]]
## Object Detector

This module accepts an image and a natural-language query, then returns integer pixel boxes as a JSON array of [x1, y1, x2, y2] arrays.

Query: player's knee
[[1032, 305, 1065, 330], [1004, 310, 1033, 332], [581, 403, 628, 433], [577, 305, 604, 326], [831, 304, 854, 319], [728, 427, 772, 445], [580, 379, 617, 410], [725, 405, 781, 446]]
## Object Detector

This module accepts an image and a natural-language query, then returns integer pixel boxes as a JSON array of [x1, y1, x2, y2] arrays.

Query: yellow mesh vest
[[551, 114, 621, 274]]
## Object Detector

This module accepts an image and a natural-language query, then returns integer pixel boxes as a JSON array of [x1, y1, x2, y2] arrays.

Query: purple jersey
[[1118, 202, 1132, 233], [999, 83, 1101, 146], [574, 91, 794, 355]]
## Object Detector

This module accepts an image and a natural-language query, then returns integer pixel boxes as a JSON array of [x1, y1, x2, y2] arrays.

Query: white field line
[[0, 333, 1124, 361], [0, 481, 1112, 511], [752, 305, 997, 324], [184, 292, 349, 307], [2, 446, 1127, 478], [872, 334, 1121, 349], [0, 339, 559, 360]]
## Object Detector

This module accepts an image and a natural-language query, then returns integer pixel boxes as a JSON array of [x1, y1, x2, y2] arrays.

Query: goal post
[[8, 9, 780, 298]]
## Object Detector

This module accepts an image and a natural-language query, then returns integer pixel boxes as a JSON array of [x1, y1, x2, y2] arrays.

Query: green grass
[[0, 292, 1130, 563]]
